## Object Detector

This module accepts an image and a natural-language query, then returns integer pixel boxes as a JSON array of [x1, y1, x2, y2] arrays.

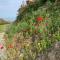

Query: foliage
[[16, 0, 57, 22], [6, 1, 60, 60]]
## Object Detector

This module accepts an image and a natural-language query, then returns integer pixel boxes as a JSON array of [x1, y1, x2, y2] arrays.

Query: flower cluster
[[8, 44, 14, 48], [36, 17, 43, 21], [31, 16, 48, 33]]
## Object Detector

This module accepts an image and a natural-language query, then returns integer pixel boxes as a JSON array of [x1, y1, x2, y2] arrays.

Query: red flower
[[8, 44, 14, 48], [36, 17, 43, 21], [0, 44, 4, 49]]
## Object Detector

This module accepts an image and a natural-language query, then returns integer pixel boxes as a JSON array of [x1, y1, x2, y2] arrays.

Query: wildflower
[[8, 44, 14, 48], [0, 44, 4, 49], [36, 17, 43, 21], [38, 43, 40, 46], [20, 53, 24, 57]]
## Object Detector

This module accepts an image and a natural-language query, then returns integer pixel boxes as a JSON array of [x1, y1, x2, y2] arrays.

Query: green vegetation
[[0, 18, 10, 32], [0, 24, 9, 32], [6, 0, 60, 60]]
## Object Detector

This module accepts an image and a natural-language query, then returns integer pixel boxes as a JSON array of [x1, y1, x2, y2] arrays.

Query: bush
[[6, 2, 60, 60]]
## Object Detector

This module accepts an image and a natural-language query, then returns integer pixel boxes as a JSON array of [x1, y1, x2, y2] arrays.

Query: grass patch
[[0, 24, 9, 32]]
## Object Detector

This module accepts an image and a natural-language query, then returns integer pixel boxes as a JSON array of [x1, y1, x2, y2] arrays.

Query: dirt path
[[0, 32, 7, 60]]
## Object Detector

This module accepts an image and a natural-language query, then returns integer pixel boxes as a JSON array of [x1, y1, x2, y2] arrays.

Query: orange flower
[[8, 44, 14, 48]]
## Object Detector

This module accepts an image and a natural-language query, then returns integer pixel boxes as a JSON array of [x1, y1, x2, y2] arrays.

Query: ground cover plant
[[5, 0, 60, 60]]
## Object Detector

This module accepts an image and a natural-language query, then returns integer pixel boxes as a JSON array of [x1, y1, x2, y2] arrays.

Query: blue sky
[[0, 0, 26, 21]]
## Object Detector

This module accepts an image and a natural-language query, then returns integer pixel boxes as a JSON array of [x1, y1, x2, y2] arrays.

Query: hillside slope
[[0, 18, 9, 25], [6, 0, 60, 60]]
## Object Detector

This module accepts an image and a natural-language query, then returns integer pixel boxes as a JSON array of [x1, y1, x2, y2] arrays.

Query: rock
[[36, 41, 60, 60], [48, 50, 56, 60]]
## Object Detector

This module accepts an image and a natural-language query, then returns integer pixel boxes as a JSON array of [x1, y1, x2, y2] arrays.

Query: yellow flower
[[38, 43, 40, 46], [26, 44, 30, 47]]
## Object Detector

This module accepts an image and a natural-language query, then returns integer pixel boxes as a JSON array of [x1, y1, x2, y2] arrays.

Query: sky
[[0, 0, 26, 21]]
